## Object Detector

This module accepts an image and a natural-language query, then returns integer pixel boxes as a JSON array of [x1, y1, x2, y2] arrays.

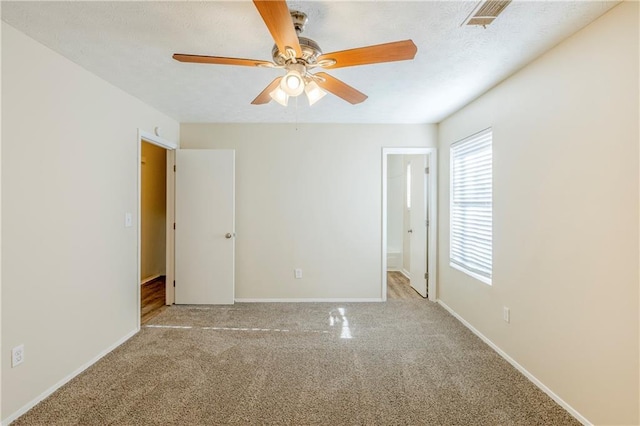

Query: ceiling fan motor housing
[[271, 10, 322, 66], [272, 37, 322, 66]]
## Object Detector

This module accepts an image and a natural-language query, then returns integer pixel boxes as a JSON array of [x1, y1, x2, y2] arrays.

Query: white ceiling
[[2, 1, 618, 124]]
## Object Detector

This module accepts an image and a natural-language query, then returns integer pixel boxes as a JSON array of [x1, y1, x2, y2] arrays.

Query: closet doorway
[[382, 148, 437, 301], [140, 141, 168, 323]]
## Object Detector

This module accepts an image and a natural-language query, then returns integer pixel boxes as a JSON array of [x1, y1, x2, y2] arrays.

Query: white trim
[[386, 250, 402, 271], [165, 150, 176, 305], [400, 269, 411, 280], [382, 147, 438, 302], [437, 300, 591, 426], [449, 262, 492, 286], [139, 130, 177, 150], [141, 274, 162, 286], [235, 298, 383, 303], [137, 128, 178, 330], [1, 329, 139, 426]]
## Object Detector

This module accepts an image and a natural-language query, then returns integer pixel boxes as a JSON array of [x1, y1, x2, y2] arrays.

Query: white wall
[[1, 23, 179, 421], [438, 3, 639, 425], [180, 124, 437, 300], [386, 155, 404, 269]]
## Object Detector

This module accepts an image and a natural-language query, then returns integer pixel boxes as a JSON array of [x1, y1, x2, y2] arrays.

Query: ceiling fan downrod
[[271, 11, 324, 67]]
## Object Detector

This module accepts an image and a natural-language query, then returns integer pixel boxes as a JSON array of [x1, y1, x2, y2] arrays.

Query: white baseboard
[[2, 328, 139, 426], [140, 274, 162, 286], [437, 301, 591, 426], [386, 251, 402, 270], [400, 269, 410, 279], [235, 298, 383, 303], [5, 303, 589, 425]]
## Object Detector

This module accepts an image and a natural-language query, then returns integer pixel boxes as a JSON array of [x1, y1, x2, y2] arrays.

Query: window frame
[[449, 128, 493, 285], [406, 163, 411, 210]]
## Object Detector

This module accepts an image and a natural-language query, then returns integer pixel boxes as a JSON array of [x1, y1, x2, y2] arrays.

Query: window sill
[[449, 262, 492, 286]]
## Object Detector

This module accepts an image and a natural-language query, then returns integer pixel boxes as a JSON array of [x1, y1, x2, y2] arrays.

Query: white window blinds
[[450, 128, 492, 284]]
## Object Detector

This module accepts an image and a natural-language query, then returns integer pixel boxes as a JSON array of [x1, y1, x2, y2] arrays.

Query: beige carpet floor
[[13, 301, 579, 425]]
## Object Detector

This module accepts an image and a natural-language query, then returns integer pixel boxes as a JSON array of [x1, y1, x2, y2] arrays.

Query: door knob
[[225, 233, 233, 239], [408, 229, 413, 233]]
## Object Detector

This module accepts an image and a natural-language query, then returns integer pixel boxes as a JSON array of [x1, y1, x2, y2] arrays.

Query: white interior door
[[402, 158, 411, 275], [175, 149, 235, 304], [409, 154, 428, 297]]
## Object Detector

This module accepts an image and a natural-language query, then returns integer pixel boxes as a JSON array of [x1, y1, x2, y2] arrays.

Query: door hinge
[[173, 223, 176, 230], [425, 167, 429, 174], [173, 165, 176, 172], [424, 272, 429, 280], [173, 280, 176, 287], [426, 219, 429, 227]]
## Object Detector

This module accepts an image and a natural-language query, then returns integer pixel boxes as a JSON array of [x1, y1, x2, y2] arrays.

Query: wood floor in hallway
[[387, 271, 424, 299], [141, 276, 167, 325], [143, 273, 421, 317]]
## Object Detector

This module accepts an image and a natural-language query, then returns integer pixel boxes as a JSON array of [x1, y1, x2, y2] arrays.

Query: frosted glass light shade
[[269, 87, 289, 106], [281, 70, 304, 96], [304, 81, 327, 106]]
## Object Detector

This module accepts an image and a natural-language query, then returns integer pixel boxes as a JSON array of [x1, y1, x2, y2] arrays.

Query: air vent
[[462, 0, 512, 27]]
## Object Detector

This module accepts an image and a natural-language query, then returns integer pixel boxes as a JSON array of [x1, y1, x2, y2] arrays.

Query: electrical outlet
[[503, 307, 510, 323], [294, 269, 302, 279], [12, 344, 24, 367]]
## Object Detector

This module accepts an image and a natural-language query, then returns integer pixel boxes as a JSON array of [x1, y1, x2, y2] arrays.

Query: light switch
[[125, 213, 133, 228], [503, 306, 510, 323]]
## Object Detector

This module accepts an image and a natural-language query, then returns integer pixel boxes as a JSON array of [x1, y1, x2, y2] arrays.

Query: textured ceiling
[[1, 1, 618, 123]]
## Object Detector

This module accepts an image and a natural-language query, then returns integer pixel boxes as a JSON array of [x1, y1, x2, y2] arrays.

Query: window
[[406, 163, 411, 209], [450, 128, 492, 284]]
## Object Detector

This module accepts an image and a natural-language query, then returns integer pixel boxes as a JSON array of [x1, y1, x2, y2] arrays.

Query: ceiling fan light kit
[[269, 75, 327, 107], [304, 81, 327, 106], [173, 0, 418, 107], [269, 86, 289, 106], [281, 64, 305, 96]]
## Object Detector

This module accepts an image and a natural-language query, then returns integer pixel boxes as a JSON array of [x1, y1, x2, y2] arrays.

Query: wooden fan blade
[[317, 40, 417, 69], [251, 77, 283, 105], [314, 72, 368, 105], [173, 54, 273, 67], [253, 0, 302, 57]]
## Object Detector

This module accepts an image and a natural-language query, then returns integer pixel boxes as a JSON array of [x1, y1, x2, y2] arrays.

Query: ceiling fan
[[173, 0, 417, 106]]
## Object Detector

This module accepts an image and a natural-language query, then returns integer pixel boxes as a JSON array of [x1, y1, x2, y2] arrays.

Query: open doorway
[[382, 148, 437, 301], [140, 141, 167, 323], [137, 129, 177, 330]]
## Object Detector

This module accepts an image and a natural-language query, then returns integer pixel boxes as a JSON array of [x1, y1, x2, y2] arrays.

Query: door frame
[[382, 147, 438, 301], [137, 129, 177, 330]]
